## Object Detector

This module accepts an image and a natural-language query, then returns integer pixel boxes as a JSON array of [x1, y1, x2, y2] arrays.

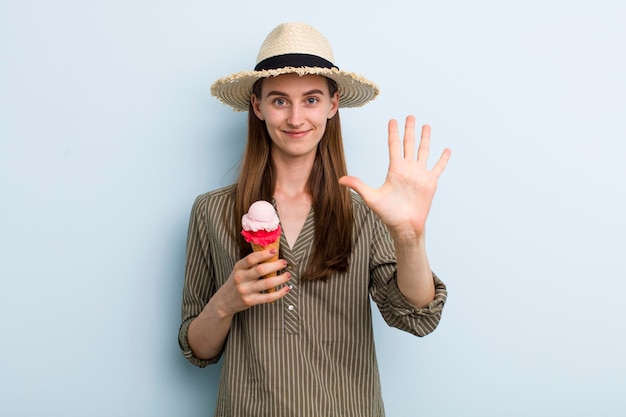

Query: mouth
[[283, 129, 311, 139]]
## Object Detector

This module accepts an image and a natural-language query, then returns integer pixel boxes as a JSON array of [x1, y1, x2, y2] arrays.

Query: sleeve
[[178, 195, 222, 367], [368, 213, 448, 337]]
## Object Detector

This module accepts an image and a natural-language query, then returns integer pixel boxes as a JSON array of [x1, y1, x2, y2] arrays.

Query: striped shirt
[[178, 185, 447, 417]]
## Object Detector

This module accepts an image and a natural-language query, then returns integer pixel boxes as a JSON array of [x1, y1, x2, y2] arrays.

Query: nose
[[287, 105, 304, 127]]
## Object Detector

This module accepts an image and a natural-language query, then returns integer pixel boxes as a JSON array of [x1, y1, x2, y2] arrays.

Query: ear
[[327, 91, 339, 119], [251, 95, 264, 121]]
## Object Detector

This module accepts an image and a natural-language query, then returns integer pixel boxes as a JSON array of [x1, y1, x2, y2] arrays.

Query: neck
[[271, 152, 315, 197]]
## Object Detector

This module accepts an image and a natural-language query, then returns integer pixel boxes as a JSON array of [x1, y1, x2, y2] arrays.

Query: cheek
[[263, 113, 282, 129], [315, 109, 332, 127]]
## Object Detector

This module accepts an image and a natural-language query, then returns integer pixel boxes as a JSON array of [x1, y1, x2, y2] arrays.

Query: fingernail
[[270, 249, 277, 254]]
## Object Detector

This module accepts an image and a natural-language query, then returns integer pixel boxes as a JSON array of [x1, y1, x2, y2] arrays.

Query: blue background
[[2, 1, 625, 416]]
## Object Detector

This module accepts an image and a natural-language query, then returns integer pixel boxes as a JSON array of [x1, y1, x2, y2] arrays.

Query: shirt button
[[288, 305, 295, 311]]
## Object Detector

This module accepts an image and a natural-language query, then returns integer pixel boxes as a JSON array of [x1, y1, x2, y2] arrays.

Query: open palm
[[339, 115, 451, 237]]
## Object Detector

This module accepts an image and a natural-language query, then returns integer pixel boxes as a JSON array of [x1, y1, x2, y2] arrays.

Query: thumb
[[339, 175, 372, 200]]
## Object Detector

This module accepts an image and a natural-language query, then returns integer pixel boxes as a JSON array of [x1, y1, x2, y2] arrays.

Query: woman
[[179, 22, 451, 416]]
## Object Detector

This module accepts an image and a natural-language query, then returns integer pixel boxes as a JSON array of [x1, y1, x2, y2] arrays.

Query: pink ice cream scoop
[[241, 201, 281, 246]]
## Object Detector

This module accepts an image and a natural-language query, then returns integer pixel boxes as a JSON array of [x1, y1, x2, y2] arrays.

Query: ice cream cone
[[250, 239, 280, 292], [241, 200, 282, 294]]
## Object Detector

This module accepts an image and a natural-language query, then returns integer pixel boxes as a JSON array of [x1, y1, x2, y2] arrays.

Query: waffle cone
[[250, 239, 280, 292]]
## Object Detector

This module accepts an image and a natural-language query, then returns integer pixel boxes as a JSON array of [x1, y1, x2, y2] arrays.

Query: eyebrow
[[265, 89, 326, 98]]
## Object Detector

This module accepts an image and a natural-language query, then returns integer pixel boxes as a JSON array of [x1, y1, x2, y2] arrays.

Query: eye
[[273, 98, 287, 106], [306, 97, 319, 105]]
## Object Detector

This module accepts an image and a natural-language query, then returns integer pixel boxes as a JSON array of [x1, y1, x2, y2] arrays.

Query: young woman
[[179, 22, 451, 416]]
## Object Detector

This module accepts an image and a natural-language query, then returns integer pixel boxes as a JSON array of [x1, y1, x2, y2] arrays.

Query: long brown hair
[[234, 77, 353, 281]]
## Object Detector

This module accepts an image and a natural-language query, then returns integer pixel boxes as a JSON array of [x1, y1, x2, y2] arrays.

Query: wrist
[[204, 290, 235, 320], [389, 225, 425, 246]]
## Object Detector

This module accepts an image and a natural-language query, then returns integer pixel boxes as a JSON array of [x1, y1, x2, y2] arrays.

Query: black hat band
[[254, 53, 338, 71]]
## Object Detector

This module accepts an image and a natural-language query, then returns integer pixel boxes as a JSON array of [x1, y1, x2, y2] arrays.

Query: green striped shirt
[[179, 185, 447, 417]]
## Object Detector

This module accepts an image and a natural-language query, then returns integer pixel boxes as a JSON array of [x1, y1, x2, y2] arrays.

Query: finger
[[339, 175, 374, 202], [251, 257, 288, 280], [431, 148, 452, 177], [239, 277, 291, 307], [417, 124, 431, 165], [248, 271, 291, 302], [387, 119, 401, 164], [240, 248, 280, 270], [256, 280, 292, 304], [257, 270, 292, 292], [403, 115, 416, 160], [234, 252, 284, 289]]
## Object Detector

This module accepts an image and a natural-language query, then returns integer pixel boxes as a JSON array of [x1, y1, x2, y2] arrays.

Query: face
[[251, 73, 339, 162]]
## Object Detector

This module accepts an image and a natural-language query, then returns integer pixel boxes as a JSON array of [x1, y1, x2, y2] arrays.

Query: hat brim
[[211, 66, 379, 112]]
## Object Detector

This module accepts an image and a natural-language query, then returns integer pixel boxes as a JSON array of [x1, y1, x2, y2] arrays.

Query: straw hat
[[210, 22, 379, 112]]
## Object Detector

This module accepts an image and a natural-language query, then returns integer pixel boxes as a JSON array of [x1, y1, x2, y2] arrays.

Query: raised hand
[[339, 115, 451, 238]]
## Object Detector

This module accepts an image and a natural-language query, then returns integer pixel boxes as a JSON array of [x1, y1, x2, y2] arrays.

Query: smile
[[283, 130, 311, 138]]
